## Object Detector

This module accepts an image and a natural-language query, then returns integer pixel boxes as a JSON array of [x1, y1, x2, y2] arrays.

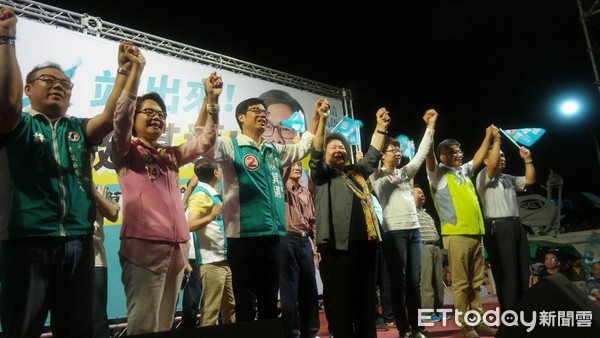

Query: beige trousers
[[443, 235, 485, 326], [199, 261, 236, 326]]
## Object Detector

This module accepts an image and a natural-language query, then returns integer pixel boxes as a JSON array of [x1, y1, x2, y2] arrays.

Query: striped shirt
[[416, 207, 440, 242]]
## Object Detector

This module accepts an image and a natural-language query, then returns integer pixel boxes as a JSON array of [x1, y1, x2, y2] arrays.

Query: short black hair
[[544, 249, 563, 262], [235, 97, 265, 130], [258, 89, 304, 117], [26, 62, 65, 84], [132, 92, 167, 136], [383, 136, 400, 151], [437, 138, 461, 158], [324, 132, 351, 165], [325, 132, 351, 151], [136, 92, 167, 114], [193, 158, 219, 183]]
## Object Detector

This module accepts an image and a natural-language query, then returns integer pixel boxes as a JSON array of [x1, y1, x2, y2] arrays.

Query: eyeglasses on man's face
[[444, 150, 463, 156], [384, 148, 402, 154], [137, 108, 167, 120], [263, 121, 295, 139], [32, 74, 74, 90], [245, 107, 270, 117]]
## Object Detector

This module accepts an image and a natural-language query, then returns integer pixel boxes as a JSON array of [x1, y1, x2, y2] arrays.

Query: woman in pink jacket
[[110, 59, 222, 334]]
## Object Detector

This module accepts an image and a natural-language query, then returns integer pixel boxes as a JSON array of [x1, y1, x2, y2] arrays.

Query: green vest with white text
[[231, 137, 285, 237]]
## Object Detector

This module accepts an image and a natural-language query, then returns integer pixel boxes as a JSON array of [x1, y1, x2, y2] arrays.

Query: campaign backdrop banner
[[16, 16, 339, 320]]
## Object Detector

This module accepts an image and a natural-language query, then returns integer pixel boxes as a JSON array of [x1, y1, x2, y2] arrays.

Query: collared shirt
[[285, 180, 315, 234], [427, 161, 485, 236], [188, 182, 227, 265], [371, 128, 434, 232], [416, 207, 440, 242], [476, 170, 526, 219], [111, 91, 212, 273], [203, 131, 315, 238]]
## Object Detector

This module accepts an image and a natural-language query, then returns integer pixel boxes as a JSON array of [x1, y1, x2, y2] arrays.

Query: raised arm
[[87, 41, 145, 144], [109, 45, 146, 168], [472, 124, 493, 172], [312, 98, 330, 151], [305, 98, 322, 136], [520, 146, 536, 186], [403, 109, 438, 178], [195, 71, 222, 129], [174, 72, 221, 166], [370, 107, 390, 152], [425, 108, 439, 172], [485, 125, 502, 178], [0, 7, 22, 134]]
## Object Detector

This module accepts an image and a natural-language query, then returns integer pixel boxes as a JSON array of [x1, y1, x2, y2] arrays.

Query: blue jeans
[[375, 241, 394, 324], [279, 233, 320, 338], [0, 237, 94, 338], [382, 229, 422, 334]]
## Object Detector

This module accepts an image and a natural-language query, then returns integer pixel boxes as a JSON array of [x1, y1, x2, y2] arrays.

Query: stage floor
[[316, 300, 500, 338], [317, 294, 600, 338]]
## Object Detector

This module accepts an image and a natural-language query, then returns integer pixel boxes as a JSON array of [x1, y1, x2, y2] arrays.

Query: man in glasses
[[475, 125, 535, 313], [201, 96, 325, 324], [259, 89, 304, 145], [0, 7, 142, 337], [425, 126, 497, 338], [538, 251, 564, 280]]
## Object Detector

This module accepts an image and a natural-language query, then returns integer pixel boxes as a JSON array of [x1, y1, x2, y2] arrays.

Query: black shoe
[[376, 320, 389, 331], [413, 329, 432, 338]]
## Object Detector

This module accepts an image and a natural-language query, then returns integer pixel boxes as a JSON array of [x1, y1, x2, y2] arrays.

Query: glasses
[[32, 74, 74, 90], [245, 107, 270, 117], [384, 148, 402, 154], [545, 257, 559, 262], [137, 108, 167, 120], [263, 121, 296, 139], [443, 150, 463, 156]]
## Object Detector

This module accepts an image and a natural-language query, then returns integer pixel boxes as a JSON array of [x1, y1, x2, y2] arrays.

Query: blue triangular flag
[[501, 128, 546, 147], [281, 110, 306, 133], [332, 116, 363, 145], [396, 134, 416, 160]]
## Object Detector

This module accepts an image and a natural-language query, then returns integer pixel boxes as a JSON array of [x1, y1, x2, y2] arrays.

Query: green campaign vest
[[231, 137, 285, 237], [3, 112, 94, 239]]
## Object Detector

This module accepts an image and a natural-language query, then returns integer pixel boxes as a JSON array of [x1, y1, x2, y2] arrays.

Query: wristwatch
[[207, 104, 220, 115]]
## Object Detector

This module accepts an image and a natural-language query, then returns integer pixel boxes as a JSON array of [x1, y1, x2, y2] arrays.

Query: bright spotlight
[[560, 100, 580, 116]]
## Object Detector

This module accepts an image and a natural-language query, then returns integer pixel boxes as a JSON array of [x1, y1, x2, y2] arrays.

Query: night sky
[[26, 1, 600, 220]]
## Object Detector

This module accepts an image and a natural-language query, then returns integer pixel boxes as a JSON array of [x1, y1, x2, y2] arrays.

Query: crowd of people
[[2, 6, 600, 338]]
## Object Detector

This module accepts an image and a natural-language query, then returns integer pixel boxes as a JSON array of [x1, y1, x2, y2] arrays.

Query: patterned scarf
[[337, 169, 379, 241]]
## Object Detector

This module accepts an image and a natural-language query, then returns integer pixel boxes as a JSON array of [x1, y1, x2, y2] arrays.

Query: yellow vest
[[431, 170, 485, 235]]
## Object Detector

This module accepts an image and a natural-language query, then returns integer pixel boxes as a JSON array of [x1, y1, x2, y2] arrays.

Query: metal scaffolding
[[577, 0, 600, 180], [0, 0, 352, 104]]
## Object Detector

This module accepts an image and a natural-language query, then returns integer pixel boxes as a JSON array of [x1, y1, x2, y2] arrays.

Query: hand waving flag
[[281, 110, 306, 134], [332, 116, 363, 146], [396, 134, 416, 160], [500, 128, 546, 147]]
